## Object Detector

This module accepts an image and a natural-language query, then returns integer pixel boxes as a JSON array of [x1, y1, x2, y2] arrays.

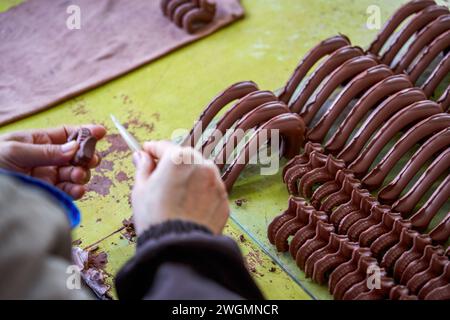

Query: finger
[[58, 166, 91, 184], [29, 124, 107, 145], [133, 151, 154, 182], [143, 140, 176, 161], [87, 153, 102, 169], [31, 166, 58, 185], [7, 141, 79, 168], [56, 182, 86, 200]]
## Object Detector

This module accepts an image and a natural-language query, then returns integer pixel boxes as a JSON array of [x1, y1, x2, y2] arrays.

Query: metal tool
[[110, 114, 142, 153]]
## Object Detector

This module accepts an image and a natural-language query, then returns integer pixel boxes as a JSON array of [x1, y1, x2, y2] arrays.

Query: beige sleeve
[[0, 175, 93, 299]]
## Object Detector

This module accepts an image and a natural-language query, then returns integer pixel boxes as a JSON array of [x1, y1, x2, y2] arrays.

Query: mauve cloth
[[0, 0, 244, 126]]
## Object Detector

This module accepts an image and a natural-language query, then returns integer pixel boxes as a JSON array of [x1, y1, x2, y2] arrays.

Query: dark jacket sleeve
[[115, 220, 264, 300]]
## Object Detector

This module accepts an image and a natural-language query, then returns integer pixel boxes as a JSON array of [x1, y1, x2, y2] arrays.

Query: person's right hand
[[131, 141, 229, 236]]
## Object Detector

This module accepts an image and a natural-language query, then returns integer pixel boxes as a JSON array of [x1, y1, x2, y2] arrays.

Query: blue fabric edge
[[0, 169, 81, 228]]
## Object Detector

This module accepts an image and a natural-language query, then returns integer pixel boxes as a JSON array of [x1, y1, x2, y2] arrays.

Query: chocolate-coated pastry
[[282, 142, 323, 182], [328, 247, 372, 294], [392, 234, 432, 282], [424, 284, 450, 300], [312, 239, 359, 285], [333, 255, 378, 300], [378, 129, 450, 204], [394, 14, 450, 72], [337, 192, 377, 235], [215, 101, 289, 169], [299, 56, 378, 125], [360, 211, 405, 249], [288, 45, 364, 114], [67, 128, 97, 167], [325, 75, 413, 155], [421, 52, 450, 97], [438, 85, 450, 111], [201, 90, 277, 156], [162, 0, 217, 34], [407, 30, 450, 83], [222, 113, 305, 192], [391, 148, 450, 216], [400, 245, 445, 285], [284, 150, 328, 196], [298, 155, 345, 199], [288, 210, 329, 259], [273, 200, 318, 252], [329, 187, 371, 228], [279, 35, 351, 105], [304, 233, 348, 279], [347, 205, 391, 242], [337, 88, 427, 163], [267, 196, 300, 244], [428, 213, 450, 244], [367, 0, 436, 55], [347, 100, 442, 177], [307, 65, 393, 143], [319, 173, 360, 213], [182, 0, 217, 34], [381, 228, 420, 272], [380, 5, 449, 66], [407, 175, 450, 231], [345, 270, 394, 300], [362, 115, 450, 191], [295, 221, 334, 270], [406, 253, 448, 295], [370, 216, 411, 259], [174, 3, 197, 26], [183, 81, 259, 148], [389, 285, 418, 300]]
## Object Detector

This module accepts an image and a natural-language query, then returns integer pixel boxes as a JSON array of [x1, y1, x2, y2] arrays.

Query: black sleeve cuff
[[137, 220, 212, 247], [116, 220, 264, 300]]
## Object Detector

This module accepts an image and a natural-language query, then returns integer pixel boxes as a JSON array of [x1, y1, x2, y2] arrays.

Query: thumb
[[10, 141, 78, 168], [133, 151, 155, 182]]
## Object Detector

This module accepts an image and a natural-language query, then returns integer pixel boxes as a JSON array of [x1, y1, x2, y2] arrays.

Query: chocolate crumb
[[122, 218, 136, 241], [239, 234, 246, 243], [235, 198, 247, 207], [269, 267, 276, 273]]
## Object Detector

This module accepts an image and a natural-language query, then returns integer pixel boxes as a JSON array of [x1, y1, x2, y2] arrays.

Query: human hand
[[0, 125, 106, 200], [131, 141, 229, 236]]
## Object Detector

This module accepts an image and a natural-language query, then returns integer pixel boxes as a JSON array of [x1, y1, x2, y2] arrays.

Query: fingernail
[[61, 141, 78, 154]]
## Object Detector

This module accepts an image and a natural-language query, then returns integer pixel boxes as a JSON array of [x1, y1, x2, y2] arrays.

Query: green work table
[[0, 0, 410, 299]]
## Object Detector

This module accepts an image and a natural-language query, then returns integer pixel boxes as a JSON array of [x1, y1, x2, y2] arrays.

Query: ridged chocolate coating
[[362, 114, 450, 191], [299, 56, 378, 125], [380, 5, 449, 66], [279, 35, 351, 105], [378, 128, 450, 204], [295, 221, 334, 269], [367, 0, 436, 55], [325, 75, 412, 155], [183, 81, 258, 147], [289, 45, 364, 114], [400, 245, 444, 285], [307, 65, 393, 143]]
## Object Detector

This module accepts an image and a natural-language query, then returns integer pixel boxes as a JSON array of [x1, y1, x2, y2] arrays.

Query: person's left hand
[[0, 125, 106, 200]]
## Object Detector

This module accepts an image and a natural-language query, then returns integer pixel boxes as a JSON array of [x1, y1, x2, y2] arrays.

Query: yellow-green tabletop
[[1, 0, 411, 299]]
